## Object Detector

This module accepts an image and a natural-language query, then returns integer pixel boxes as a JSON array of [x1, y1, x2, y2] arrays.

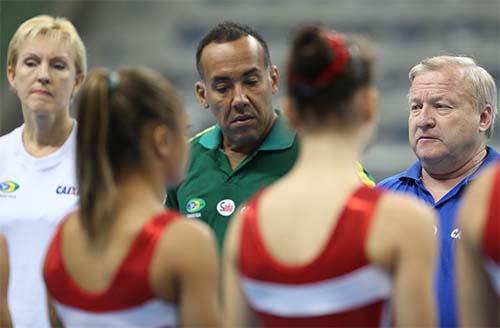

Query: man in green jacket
[[166, 21, 374, 249]]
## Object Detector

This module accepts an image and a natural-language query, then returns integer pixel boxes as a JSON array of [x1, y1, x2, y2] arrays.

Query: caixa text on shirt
[[56, 185, 79, 195]]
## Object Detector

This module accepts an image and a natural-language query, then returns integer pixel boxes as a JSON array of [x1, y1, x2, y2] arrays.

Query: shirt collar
[[401, 160, 422, 181], [400, 146, 500, 182], [199, 110, 296, 151]]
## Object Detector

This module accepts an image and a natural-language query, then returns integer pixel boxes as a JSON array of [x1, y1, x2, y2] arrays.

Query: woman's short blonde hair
[[7, 15, 87, 76]]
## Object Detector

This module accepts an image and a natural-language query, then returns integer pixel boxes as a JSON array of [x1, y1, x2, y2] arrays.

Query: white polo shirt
[[0, 122, 78, 328]]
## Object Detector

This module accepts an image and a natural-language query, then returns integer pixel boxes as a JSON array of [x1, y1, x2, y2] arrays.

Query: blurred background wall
[[1, 0, 498, 181]]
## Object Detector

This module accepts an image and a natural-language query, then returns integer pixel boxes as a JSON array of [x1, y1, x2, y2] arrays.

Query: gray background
[[1, 0, 499, 181]]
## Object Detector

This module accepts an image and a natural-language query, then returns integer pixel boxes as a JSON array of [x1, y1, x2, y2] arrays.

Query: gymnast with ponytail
[[43, 67, 220, 327], [223, 25, 438, 327]]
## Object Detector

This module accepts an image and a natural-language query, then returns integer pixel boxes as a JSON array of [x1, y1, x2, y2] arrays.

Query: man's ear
[[195, 81, 210, 109], [478, 104, 493, 134], [281, 96, 300, 129], [7, 65, 17, 91], [269, 65, 279, 95]]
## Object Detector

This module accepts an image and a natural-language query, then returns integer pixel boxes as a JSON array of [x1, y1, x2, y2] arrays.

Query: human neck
[[114, 170, 166, 218], [422, 146, 487, 181], [421, 146, 487, 202], [293, 129, 363, 183], [22, 111, 74, 157], [87, 168, 166, 247]]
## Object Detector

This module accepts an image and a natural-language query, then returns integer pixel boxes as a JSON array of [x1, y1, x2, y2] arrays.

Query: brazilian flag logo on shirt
[[186, 198, 206, 213], [0, 180, 20, 193]]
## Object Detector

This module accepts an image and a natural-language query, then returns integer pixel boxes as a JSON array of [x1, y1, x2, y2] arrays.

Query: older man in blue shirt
[[379, 55, 498, 327]]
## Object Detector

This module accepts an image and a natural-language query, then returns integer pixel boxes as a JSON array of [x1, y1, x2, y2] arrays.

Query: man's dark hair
[[195, 21, 271, 79]]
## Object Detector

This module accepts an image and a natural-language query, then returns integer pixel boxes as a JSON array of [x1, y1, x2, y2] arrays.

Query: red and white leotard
[[481, 163, 500, 296], [239, 186, 392, 327], [44, 211, 180, 327]]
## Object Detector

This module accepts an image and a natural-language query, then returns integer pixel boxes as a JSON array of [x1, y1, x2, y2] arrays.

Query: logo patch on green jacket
[[186, 198, 206, 213]]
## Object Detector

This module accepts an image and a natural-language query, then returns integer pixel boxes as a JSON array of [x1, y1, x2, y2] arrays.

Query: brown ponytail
[[76, 68, 117, 240], [75, 67, 183, 241]]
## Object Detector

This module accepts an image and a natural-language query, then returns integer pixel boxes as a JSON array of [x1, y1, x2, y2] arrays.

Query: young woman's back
[[45, 208, 218, 326], [226, 158, 436, 326]]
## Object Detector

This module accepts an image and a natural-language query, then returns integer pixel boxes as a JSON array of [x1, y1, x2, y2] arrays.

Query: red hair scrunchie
[[288, 30, 350, 87]]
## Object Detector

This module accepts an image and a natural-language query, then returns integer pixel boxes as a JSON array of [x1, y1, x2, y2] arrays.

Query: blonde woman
[[0, 15, 86, 327]]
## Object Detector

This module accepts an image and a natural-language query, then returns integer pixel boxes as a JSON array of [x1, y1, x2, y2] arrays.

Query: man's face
[[196, 36, 278, 150], [408, 67, 485, 171]]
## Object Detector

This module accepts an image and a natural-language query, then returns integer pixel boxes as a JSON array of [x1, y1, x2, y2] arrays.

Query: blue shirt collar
[[400, 146, 499, 182], [199, 110, 296, 151]]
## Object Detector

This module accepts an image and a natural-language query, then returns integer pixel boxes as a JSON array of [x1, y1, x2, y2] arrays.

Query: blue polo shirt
[[378, 146, 499, 327]]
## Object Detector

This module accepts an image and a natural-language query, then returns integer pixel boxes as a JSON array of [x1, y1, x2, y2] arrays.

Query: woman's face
[[7, 35, 83, 118]]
